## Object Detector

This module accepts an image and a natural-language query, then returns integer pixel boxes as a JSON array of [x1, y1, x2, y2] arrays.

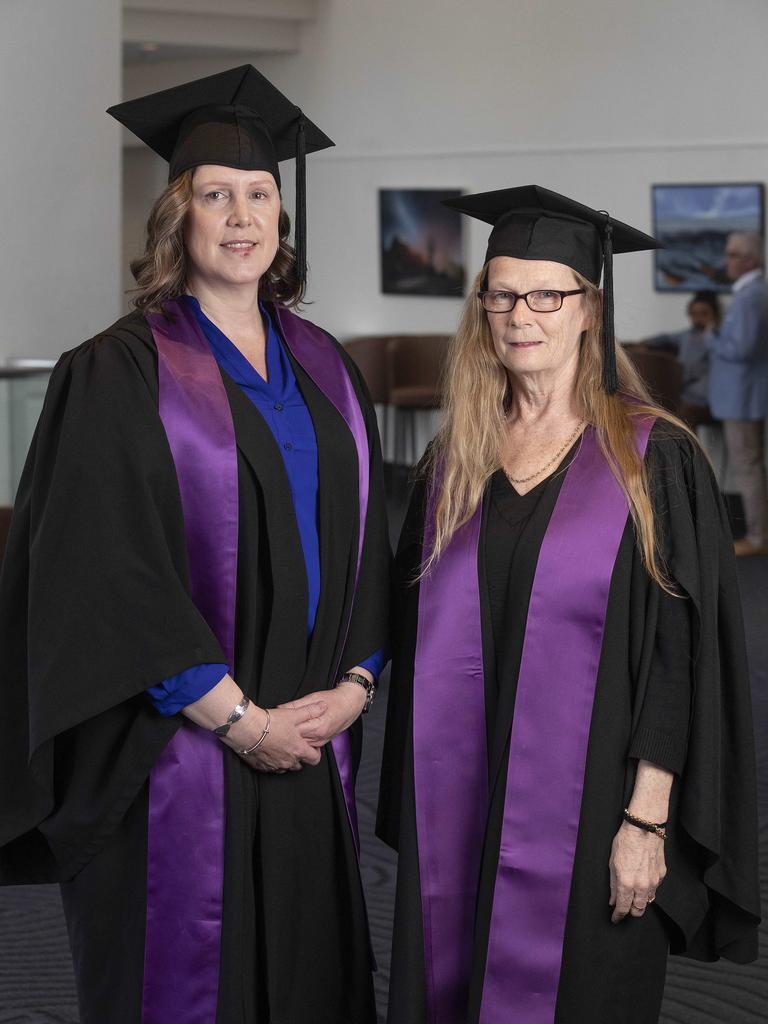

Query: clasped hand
[[225, 683, 366, 774], [279, 680, 367, 747], [608, 821, 667, 923]]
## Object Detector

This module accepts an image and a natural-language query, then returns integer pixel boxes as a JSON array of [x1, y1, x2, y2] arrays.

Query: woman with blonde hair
[[0, 66, 389, 1023], [378, 186, 759, 1024]]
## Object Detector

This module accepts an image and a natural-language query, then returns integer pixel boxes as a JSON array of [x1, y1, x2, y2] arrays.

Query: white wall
[[296, 140, 768, 343], [263, 0, 766, 154], [120, 0, 768, 341], [0, 0, 122, 360], [253, 0, 768, 341], [123, 147, 167, 307]]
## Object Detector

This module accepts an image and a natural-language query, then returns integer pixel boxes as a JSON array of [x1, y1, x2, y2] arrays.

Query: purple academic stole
[[413, 419, 654, 1024], [142, 298, 369, 1023], [272, 305, 370, 848]]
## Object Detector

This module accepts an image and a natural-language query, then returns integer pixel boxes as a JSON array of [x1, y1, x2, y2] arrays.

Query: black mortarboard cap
[[107, 65, 334, 286], [444, 185, 661, 393]]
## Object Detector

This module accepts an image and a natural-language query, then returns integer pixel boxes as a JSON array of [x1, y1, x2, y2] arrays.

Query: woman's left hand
[[278, 682, 367, 747], [608, 821, 667, 923]]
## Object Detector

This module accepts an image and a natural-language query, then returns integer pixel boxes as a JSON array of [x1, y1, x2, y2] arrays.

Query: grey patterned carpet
[[0, 485, 765, 1023]]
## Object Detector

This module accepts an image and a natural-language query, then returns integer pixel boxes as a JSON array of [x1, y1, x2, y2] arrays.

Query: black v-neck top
[[482, 446, 692, 776]]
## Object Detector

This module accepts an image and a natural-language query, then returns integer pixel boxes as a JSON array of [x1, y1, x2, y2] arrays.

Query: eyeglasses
[[477, 288, 586, 313]]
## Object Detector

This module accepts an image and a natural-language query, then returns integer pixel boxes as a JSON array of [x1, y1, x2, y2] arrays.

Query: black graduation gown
[[377, 422, 760, 1024], [0, 307, 390, 1024]]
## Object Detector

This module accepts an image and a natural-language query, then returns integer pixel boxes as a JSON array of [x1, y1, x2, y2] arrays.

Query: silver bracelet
[[213, 695, 250, 737], [239, 708, 271, 756]]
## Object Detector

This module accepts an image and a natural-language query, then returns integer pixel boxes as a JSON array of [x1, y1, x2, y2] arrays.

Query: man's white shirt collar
[[732, 268, 763, 293]]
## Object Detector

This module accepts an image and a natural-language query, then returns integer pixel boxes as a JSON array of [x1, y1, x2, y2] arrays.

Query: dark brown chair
[[388, 335, 450, 465], [343, 335, 392, 454], [624, 348, 683, 415]]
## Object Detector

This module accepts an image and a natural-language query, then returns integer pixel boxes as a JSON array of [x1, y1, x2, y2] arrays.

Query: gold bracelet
[[623, 808, 667, 839], [239, 708, 271, 756]]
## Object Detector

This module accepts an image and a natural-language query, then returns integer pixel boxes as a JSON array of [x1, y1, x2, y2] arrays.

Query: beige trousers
[[724, 419, 768, 547]]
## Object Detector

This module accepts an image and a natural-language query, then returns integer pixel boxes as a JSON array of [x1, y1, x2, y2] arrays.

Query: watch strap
[[337, 672, 376, 714]]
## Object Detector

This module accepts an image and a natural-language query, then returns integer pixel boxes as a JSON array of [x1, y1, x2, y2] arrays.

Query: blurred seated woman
[[635, 289, 721, 429], [378, 186, 759, 1024]]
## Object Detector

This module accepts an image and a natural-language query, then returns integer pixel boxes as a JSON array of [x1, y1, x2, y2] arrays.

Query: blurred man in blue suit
[[709, 231, 768, 555]]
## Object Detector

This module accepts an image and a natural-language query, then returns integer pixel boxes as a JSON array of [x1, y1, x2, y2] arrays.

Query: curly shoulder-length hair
[[129, 170, 304, 313]]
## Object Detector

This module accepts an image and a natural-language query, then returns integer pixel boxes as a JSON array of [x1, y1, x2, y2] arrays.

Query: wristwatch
[[337, 671, 376, 714]]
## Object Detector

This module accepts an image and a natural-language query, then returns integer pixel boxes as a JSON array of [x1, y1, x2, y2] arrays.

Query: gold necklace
[[505, 420, 585, 485]]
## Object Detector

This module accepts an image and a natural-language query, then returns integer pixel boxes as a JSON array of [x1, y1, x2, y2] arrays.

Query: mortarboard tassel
[[601, 217, 619, 394], [294, 115, 307, 287]]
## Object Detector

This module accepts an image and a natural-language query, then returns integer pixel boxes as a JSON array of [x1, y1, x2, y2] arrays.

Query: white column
[[0, 0, 122, 362]]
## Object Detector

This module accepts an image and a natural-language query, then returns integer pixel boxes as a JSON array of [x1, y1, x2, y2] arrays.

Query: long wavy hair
[[423, 265, 698, 591], [129, 170, 304, 313]]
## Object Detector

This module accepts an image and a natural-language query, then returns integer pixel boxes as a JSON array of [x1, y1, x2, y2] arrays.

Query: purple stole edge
[[142, 298, 369, 1022], [142, 299, 236, 1024], [272, 305, 370, 850], [413, 418, 655, 1024]]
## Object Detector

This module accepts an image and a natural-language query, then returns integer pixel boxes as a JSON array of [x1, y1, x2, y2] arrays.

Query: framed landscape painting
[[379, 188, 465, 297], [652, 183, 765, 292]]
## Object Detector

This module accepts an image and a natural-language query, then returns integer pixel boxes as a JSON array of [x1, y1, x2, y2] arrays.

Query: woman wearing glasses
[[377, 186, 759, 1023]]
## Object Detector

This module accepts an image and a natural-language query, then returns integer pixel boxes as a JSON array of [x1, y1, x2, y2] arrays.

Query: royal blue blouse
[[147, 298, 384, 715]]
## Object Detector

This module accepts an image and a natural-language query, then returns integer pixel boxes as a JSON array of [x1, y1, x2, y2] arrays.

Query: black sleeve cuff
[[628, 725, 687, 776]]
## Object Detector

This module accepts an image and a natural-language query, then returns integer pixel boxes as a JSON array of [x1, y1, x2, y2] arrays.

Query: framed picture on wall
[[651, 182, 765, 292], [379, 188, 465, 297]]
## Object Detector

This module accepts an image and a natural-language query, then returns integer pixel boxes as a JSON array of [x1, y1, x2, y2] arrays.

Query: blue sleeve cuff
[[354, 648, 388, 683], [146, 663, 229, 717]]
